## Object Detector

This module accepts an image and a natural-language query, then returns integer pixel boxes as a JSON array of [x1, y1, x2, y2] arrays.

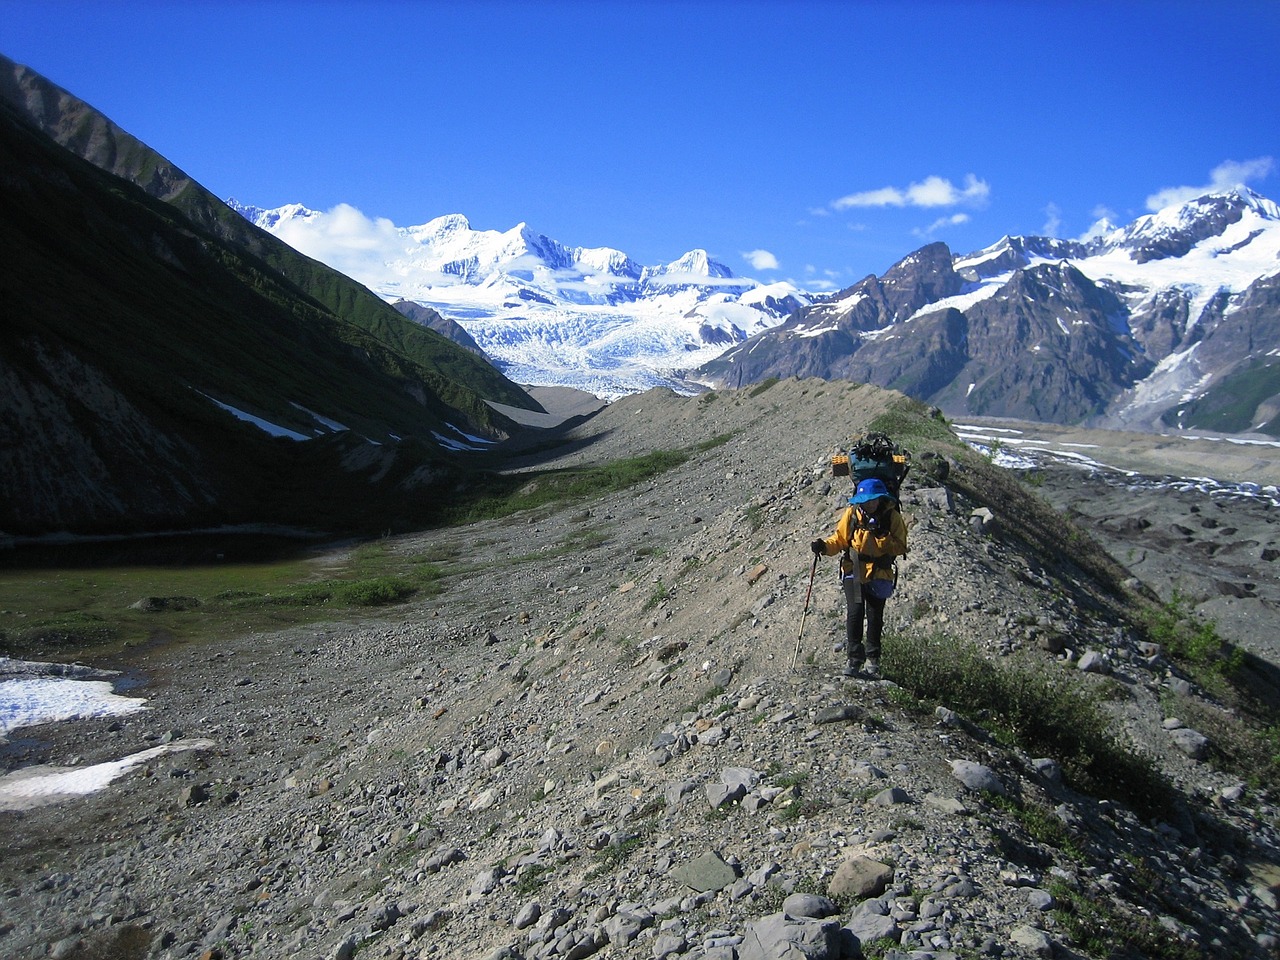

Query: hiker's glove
[[810, 540, 825, 555]]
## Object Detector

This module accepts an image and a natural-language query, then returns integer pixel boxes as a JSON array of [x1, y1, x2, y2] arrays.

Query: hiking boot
[[843, 661, 863, 678], [864, 661, 882, 680]]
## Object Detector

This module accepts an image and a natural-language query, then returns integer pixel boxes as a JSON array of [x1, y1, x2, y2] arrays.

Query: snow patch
[[1, 677, 146, 737], [199, 393, 311, 441], [0, 740, 215, 811]]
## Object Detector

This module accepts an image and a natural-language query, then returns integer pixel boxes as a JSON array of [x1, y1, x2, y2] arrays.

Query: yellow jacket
[[819, 505, 908, 582]]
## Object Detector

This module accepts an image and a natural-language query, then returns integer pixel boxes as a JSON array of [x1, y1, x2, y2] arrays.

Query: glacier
[[227, 200, 809, 399]]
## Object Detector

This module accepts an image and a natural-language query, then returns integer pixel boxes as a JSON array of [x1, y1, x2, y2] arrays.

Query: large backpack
[[831, 432, 911, 498]]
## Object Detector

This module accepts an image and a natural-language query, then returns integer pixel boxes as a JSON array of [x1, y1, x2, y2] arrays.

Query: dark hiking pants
[[843, 576, 887, 665]]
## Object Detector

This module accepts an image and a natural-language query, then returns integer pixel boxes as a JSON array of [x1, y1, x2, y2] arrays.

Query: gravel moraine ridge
[[2, 378, 1278, 960]]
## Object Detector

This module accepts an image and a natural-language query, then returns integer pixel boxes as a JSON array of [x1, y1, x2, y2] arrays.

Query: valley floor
[[2, 381, 1278, 960]]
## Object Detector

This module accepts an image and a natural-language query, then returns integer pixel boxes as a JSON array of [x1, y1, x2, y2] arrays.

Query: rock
[[469, 787, 498, 811], [739, 912, 848, 960], [924, 794, 969, 815], [916, 484, 952, 510], [514, 901, 541, 929], [1026, 888, 1054, 910], [481, 746, 509, 769], [671, 851, 738, 893], [781, 893, 837, 918], [423, 847, 465, 873], [130, 595, 200, 612], [814, 704, 861, 725], [1010, 924, 1054, 957], [846, 898, 899, 945], [1077, 650, 1108, 673], [1031, 757, 1061, 782], [949, 759, 1006, 795], [721, 767, 760, 794], [602, 908, 653, 947], [652, 933, 687, 958], [970, 507, 995, 535], [828, 856, 894, 900], [665, 780, 698, 806], [706, 781, 745, 809], [366, 901, 401, 932], [1169, 726, 1210, 760], [593, 771, 621, 796], [870, 786, 910, 805], [180, 784, 208, 807], [849, 760, 886, 782], [469, 866, 504, 897]]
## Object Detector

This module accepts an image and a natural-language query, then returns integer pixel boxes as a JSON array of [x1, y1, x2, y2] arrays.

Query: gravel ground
[[2, 379, 1278, 960]]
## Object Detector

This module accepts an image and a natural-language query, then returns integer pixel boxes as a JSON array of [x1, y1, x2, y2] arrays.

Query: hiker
[[811, 477, 908, 679]]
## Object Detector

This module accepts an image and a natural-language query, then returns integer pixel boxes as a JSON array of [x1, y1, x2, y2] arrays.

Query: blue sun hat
[[849, 477, 890, 505]]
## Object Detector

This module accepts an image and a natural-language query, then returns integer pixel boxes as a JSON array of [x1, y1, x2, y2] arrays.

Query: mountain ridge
[[0, 53, 546, 537], [239, 187, 1280, 431], [703, 187, 1280, 435]]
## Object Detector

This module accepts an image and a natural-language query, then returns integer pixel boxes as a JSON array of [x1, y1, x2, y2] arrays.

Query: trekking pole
[[792, 554, 819, 670]]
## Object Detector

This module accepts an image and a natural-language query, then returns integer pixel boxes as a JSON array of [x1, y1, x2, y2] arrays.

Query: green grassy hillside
[[0, 93, 524, 536]]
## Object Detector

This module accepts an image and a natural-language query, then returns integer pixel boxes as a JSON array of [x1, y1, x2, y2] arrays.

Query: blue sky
[[4, 0, 1278, 291]]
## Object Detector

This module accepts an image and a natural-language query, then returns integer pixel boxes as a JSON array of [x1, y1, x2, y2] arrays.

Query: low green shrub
[[437, 448, 693, 525], [0, 614, 117, 655], [748, 378, 780, 397], [1141, 591, 1242, 678], [1048, 879, 1204, 960], [884, 633, 1172, 817]]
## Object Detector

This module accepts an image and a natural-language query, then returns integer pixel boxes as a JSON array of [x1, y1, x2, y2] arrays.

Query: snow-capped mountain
[[700, 188, 1280, 435], [228, 201, 808, 398], [232, 189, 1280, 434]]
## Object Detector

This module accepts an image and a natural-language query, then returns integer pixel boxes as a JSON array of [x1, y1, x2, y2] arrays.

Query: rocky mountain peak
[[645, 248, 736, 281], [875, 241, 965, 322], [1107, 188, 1280, 264]]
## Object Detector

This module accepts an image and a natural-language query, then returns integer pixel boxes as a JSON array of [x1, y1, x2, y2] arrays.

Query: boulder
[[781, 892, 837, 919], [671, 851, 738, 893], [828, 856, 894, 900], [738, 912, 851, 960], [949, 759, 1006, 795]]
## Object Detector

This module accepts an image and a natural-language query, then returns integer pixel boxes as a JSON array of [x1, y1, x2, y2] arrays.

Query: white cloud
[[1042, 202, 1062, 237], [272, 203, 407, 285], [742, 249, 779, 271], [1145, 157, 1275, 211], [912, 213, 970, 239], [833, 174, 990, 210]]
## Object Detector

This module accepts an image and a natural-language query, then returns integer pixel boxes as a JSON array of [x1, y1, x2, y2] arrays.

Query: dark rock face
[[705, 257, 1153, 424], [872, 241, 967, 322], [393, 299, 489, 357], [1125, 284, 1197, 359], [1116, 193, 1249, 264], [701, 191, 1280, 432], [948, 262, 1152, 422], [1162, 272, 1280, 432], [699, 244, 965, 390], [957, 235, 1093, 280]]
